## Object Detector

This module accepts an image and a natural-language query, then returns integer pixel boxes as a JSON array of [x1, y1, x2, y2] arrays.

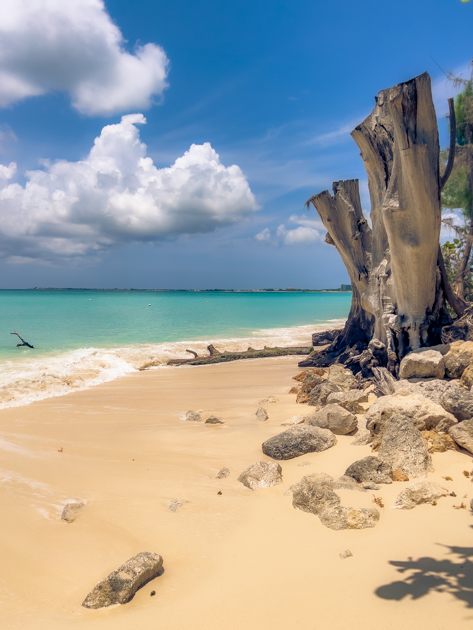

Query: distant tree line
[[441, 62, 473, 302]]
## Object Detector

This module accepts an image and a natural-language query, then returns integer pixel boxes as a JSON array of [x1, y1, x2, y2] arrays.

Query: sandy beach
[[1, 356, 473, 629]]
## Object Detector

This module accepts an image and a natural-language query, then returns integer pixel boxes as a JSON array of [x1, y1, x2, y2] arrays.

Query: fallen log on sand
[[167, 345, 312, 366]]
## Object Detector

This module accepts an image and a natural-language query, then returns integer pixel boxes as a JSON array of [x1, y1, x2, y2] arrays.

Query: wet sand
[[1, 356, 473, 629]]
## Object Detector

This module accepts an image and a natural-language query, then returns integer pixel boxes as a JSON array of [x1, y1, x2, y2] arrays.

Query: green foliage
[[442, 166, 473, 216], [441, 76, 473, 301], [455, 80, 473, 146], [441, 239, 473, 301]]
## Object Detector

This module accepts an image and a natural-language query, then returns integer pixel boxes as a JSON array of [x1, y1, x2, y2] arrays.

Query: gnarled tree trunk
[[303, 73, 454, 375]]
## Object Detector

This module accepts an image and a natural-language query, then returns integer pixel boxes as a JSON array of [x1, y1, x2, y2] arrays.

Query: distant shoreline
[[2, 288, 353, 293]]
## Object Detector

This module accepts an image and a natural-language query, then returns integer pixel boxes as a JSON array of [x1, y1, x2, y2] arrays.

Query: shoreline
[[1, 356, 472, 629], [0, 320, 343, 410]]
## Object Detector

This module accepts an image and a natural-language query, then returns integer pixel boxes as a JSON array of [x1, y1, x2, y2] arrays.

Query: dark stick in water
[[11, 331, 34, 349]]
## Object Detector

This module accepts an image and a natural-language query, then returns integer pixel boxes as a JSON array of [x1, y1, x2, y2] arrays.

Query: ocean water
[[0, 290, 351, 408]]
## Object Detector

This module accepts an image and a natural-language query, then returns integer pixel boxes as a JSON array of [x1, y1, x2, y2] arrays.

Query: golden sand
[[1, 357, 472, 629]]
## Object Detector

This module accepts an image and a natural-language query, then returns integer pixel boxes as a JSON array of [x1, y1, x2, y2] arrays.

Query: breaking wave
[[0, 320, 344, 409]]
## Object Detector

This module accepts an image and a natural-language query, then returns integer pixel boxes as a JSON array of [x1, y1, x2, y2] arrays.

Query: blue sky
[[0, 0, 471, 289]]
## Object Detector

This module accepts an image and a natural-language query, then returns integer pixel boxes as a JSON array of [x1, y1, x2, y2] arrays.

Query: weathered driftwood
[[167, 346, 311, 366], [312, 329, 342, 346], [305, 73, 457, 376], [11, 331, 34, 348]]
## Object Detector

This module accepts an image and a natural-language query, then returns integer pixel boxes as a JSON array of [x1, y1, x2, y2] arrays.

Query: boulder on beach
[[307, 381, 341, 407], [449, 419, 473, 453], [399, 350, 445, 380], [421, 430, 458, 453], [205, 415, 224, 424], [82, 552, 163, 609], [344, 456, 393, 484], [237, 461, 283, 490], [326, 365, 359, 391], [461, 363, 473, 389], [377, 414, 433, 479], [296, 373, 324, 403], [444, 340, 473, 378], [440, 388, 473, 422], [366, 393, 457, 437], [290, 473, 379, 530], [304, 404, 358, 435], [290, 473, 340, 515], [392, 480, 447, 510], [394, 379, 458, 406], [61, 500, 86, 523], [293, 368, 325, 382], [262, 425, 336, 460], [326, 389, 369, 414], [185, 410, 202, 422], [318, 506, 380, 530], [256, 407, 269, 422]]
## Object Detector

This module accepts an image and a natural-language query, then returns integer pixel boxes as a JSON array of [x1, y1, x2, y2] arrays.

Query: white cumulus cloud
[[0, 0, 169, 115], [255, 214, 323, 246], [0, 114, 258, 263]]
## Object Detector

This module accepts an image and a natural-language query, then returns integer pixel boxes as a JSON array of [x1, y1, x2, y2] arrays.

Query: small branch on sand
[[167, 345, 312, 366], [185, 349, 198, 358], [11, 331, 34, 349]]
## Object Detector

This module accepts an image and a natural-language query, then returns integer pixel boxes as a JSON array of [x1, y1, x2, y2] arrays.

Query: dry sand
[[1, 356, 473, 629]]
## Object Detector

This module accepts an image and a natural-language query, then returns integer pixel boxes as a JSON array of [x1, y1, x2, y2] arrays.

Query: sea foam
[[0, 321, 343, 409]]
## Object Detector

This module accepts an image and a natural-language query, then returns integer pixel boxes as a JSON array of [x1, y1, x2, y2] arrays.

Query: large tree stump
[[305, 73, 453, 374]]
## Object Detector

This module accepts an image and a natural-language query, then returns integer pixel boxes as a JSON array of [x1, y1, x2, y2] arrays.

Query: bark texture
[[305, 73, 452, 373]]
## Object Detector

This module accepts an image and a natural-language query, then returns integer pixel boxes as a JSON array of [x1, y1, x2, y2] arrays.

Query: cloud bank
[[255, 214, 324, 246], [0, 0, 169, 115], [0, 115, 258, 263]]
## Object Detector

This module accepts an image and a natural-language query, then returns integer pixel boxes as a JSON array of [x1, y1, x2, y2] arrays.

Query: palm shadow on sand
[[375, 544, 473, 608]]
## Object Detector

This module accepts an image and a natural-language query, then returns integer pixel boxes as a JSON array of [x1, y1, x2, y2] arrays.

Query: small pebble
[[150, 591, 156, 596], [205, 415, 224, 424], [216, 467, 230, 479], [167, 499, 188, 512], [339, 549, 353, 560], [217, 491, 222, 495], [185, 410, 202, 422]]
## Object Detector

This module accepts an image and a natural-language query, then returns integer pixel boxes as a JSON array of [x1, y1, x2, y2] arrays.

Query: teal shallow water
[[0, 290, 351, 358], [0, 290, 351, 407]]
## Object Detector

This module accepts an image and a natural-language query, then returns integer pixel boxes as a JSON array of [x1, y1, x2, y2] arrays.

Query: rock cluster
[[290, 473, 380, 530]]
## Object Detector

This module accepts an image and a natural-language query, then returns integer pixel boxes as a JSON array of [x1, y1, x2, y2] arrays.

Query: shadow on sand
[[375, 544, 473, 608]]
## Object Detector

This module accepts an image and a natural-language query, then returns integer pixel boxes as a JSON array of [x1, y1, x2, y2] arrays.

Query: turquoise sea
[[0, 290, 351, 408]]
